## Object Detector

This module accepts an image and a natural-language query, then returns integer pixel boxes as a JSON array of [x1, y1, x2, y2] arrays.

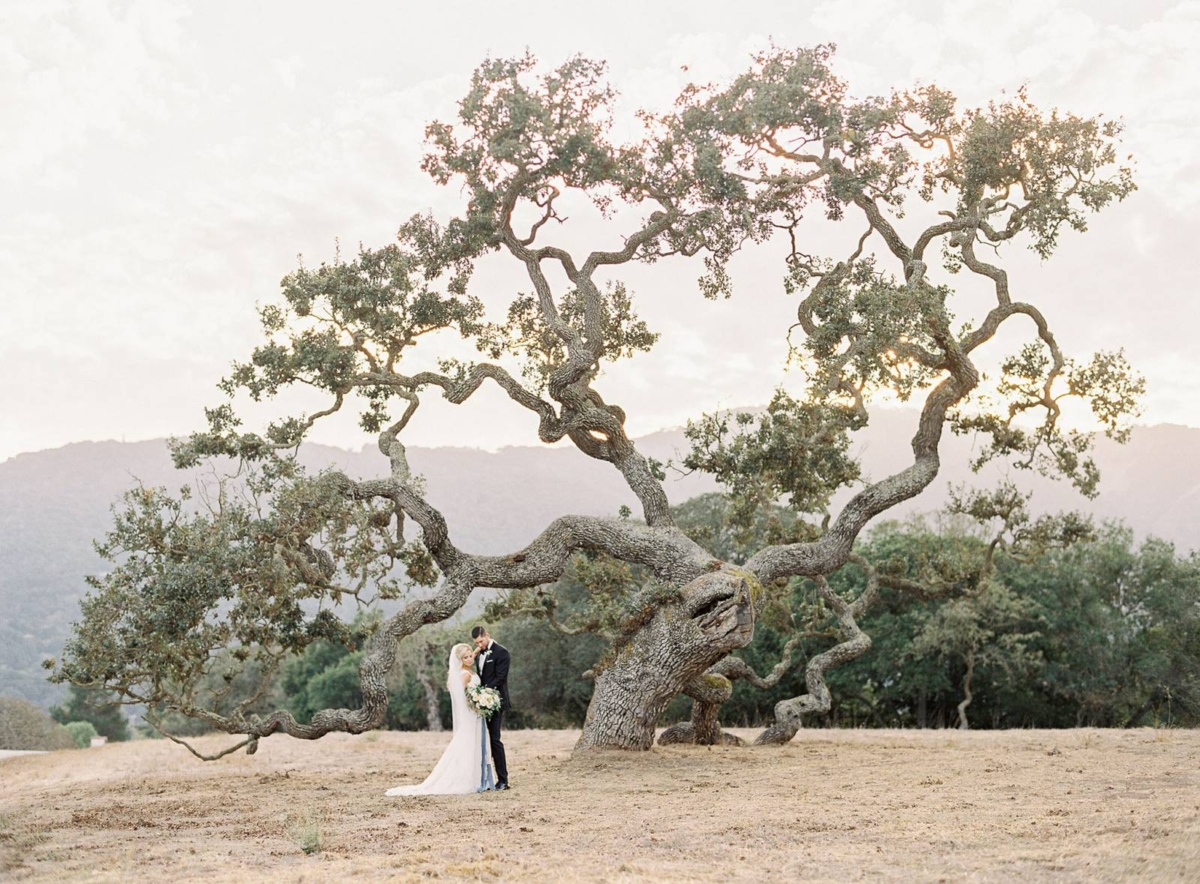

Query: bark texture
[[658, 672, 739, 746]]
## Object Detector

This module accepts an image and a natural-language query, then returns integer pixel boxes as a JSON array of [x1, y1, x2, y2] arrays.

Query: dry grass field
[[2, 727, 1198, 882]]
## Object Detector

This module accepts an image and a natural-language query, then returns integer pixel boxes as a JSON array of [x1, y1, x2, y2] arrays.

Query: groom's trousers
[[487, 711, 508, 784]]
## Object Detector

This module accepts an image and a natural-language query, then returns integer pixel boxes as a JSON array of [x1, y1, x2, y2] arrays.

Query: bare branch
[[144, 715, 259, 761]]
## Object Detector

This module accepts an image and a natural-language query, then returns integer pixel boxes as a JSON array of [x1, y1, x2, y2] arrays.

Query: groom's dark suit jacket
[[478, 641, 512, 711]]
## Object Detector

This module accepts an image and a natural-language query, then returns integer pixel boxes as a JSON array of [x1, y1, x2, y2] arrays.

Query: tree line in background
[[6, 493, 1195, 752], [722, 515, 1200, 731]]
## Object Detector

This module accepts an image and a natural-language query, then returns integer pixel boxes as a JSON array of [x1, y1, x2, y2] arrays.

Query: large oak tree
[[52, 46, 1139, 756]]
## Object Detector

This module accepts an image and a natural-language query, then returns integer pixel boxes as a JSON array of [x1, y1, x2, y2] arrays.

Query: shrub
[[63, 720, 98, 749]]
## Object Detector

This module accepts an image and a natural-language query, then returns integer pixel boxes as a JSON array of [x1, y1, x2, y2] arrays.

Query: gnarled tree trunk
[[576, 568, 758, 750]]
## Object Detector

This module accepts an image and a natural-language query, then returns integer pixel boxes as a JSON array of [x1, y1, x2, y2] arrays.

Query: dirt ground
[[2, 727, 1198, 883]]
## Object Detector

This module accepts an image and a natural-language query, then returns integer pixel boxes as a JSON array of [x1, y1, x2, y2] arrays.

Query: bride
[[385, 643, 496, 796]]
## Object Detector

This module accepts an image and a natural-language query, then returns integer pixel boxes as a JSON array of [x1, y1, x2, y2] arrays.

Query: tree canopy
[[51, 45, 1140, 756]]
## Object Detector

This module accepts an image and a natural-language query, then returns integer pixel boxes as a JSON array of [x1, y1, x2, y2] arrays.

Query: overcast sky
[[3, 0, 1198, 462]]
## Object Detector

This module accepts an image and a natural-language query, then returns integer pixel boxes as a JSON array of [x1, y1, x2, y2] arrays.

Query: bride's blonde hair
[[445, 643, 475, 691]]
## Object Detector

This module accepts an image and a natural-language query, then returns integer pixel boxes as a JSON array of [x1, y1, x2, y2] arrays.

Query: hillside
[[3, 410, 1199, 707]]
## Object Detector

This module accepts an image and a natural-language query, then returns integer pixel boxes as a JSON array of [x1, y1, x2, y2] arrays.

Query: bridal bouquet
[[466, 684, 502, 720]]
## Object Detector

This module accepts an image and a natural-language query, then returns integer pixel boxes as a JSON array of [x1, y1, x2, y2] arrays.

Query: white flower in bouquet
[[466, 684, 503, 720]]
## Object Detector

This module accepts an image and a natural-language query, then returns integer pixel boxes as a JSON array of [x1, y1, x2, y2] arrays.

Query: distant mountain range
[[3, 409, 1198, 708]]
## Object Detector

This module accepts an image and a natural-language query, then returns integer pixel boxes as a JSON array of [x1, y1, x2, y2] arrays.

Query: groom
[[471, 626, 510, 790]]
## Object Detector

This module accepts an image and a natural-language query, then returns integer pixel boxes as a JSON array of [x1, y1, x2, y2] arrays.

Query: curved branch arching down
[[240, 569, 476, 741], [203, 509, 716, 747], [140, 400, 721, 754], [748, 489, 1063, 746], [106, 381, 721, 755]]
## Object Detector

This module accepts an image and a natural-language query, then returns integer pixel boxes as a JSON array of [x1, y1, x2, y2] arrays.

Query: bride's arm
[[461, 671, 472, 687]]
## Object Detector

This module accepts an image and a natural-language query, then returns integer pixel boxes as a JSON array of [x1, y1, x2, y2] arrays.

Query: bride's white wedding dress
[[385, 650, 495, 796]]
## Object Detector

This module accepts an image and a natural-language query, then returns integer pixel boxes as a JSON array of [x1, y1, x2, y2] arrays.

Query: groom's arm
[[491, 646, 510, 686]]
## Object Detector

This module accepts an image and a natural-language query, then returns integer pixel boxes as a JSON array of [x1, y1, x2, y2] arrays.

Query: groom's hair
[[470, 626, 488, 639]]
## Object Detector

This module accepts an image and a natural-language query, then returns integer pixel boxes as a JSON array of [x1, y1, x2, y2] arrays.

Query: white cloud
[[2, 0, 1198, 462], [0, 1, 190, 183]]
